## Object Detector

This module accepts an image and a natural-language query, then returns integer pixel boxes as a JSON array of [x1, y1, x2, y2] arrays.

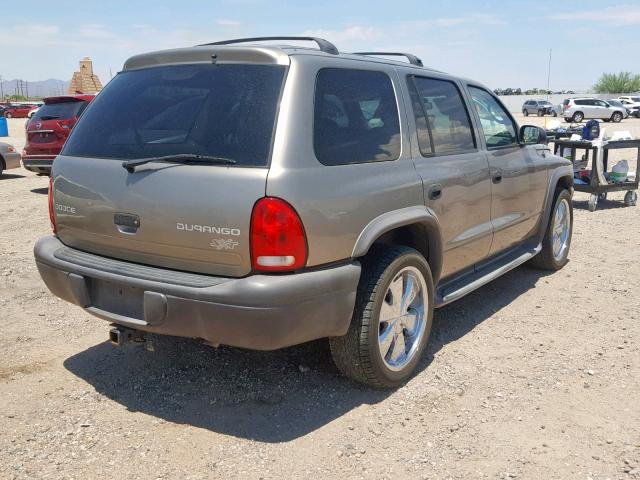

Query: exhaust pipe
[[109, 326, 144, 346]]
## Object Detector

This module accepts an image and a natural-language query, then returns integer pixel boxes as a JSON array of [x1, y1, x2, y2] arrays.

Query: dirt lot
[[1, 115, 639, 480]]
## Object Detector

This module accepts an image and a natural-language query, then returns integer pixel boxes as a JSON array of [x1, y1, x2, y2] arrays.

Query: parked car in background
[[614, 96, 640, 118], [0, 142, 21, 176], [22, 95, 94, 175], [2, 104, 38, 118], [35, 37, 574, 388], [522, 100, 558, 117], [605, 100, 630, 119], [27, 107, 40, 119], [562, 98, 626, 123]]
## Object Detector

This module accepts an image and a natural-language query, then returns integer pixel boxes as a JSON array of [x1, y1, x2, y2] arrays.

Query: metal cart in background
[[551, 139, 640, 211]]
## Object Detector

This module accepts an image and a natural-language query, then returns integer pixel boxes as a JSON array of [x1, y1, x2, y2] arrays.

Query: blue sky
[[2, 0, 639, 91]]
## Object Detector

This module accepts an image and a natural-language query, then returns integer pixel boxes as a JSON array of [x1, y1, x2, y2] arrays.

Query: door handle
[[492, 172, 503, 184], [428, 184, 442, 200]]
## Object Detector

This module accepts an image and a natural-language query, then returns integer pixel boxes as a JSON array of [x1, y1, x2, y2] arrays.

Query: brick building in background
[[68, 57, 103, 95]]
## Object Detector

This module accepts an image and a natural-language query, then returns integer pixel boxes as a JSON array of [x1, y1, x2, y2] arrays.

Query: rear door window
[[32, 101, 88, 121], [62, 64, 286, 167], [313, 68, 400, 165], [408, 76, 476, 156]]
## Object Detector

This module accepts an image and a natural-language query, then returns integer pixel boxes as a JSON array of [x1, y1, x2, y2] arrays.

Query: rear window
[[32, 101, 88, 121], [313, 68, 400, 165], [62, 64, 286, 166], [408, 76, 475, 156]]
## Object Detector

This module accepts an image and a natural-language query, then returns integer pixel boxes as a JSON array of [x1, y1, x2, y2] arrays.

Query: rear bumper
[[1, 152, 21, 170], [34, 236, 361, 350], [22, 157, 54, 174]]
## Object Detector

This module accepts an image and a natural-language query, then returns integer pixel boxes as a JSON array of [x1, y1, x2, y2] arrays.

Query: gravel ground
[[0, 116, 639, 479]]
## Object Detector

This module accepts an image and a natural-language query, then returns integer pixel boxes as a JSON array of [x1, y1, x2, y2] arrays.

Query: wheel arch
[[351, 206, 443, 283]]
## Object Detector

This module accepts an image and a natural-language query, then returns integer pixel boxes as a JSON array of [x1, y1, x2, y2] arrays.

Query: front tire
[[330, 246, 434, 388], [530, 189, 573, 270], [523, 109, 529, 117], [4, 112, 12, 119], [611, 112, 623, 123]]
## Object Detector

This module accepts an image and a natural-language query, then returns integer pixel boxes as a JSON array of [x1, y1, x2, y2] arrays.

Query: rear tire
[[571, 112, 584, 122], [4, 112, 12, 119], [523, 109, 529, 117], [624, 191, 638, 207], [329, 246, 434, 388], [530, 189, 573, 270]]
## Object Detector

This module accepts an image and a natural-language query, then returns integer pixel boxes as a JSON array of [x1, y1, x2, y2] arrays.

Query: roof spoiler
[[198, 36, 339, 55]]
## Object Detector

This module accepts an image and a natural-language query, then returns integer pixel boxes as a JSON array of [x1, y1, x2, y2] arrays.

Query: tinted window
[[32, 101, 88, 121], [63, 64, 286, 166], [469, 87, 517, 148], [575, 99, 588, 106], [314, 68, 400, 165], [409, 76, 475, 156]]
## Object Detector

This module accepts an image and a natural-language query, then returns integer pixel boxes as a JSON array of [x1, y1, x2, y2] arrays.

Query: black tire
[[564, 117, 572, 123], [611, 112, 623, 123], [571, 112, 584, 123], [523, 109, 529, 117], [530, 188, 573, 270], [553, 112, 558, 117], [329, 246, 434, 388], [537, 109, 544, 117], [5, 112, 12, 119]]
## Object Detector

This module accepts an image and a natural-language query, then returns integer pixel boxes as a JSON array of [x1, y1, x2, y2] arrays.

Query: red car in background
[[22, 95, 94, 174], [2, 104, 39, 118]]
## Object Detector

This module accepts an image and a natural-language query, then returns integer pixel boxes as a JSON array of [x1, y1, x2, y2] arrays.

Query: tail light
[[250, 197, 307, 272], [48, 177, 57, 234], [58, 119, 73, 129]]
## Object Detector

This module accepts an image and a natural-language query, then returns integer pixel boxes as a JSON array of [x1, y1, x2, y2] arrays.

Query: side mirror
[[520, 125, 548, 145]]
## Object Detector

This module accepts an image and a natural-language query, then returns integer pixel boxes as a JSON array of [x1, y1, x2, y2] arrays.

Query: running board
[[435, 244, 541, 307]]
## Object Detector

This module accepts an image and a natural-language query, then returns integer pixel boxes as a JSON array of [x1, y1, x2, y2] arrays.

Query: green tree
[[593, 72, 640, 94]]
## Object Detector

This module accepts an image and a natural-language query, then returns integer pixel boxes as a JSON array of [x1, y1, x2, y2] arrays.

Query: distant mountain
[[0, 78, 70, 99]]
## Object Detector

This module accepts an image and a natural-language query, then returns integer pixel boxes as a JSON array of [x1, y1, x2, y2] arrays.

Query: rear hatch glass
[[62, 64, 285, 166], [32, 100, 88, 122]]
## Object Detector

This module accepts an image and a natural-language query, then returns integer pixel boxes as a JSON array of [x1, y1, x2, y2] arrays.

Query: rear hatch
[[52, 59, 287, 277], [25, 97, 90, 158]]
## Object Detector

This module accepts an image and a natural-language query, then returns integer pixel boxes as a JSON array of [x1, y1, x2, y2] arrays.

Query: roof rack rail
[[353, 52, 423, 67], [199, 36, 339, 55]]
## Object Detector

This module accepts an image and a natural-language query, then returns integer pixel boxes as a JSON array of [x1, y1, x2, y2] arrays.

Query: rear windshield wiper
[[122, 154, 236, 172]]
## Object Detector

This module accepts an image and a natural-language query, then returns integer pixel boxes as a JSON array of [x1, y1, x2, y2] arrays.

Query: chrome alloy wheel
[[552, 198, 571, 262], [377, 266, 428, 371]]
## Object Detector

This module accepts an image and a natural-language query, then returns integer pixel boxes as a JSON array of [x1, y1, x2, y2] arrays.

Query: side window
[[575, 99, 587, 106], [408, 76, 476, 156], [468, 87, 518, 149], [313, 68, 401, 165]]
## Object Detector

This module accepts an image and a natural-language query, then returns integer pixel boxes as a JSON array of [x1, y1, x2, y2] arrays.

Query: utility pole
[[546, 48, 552, 99], [0, 75, 4, 100], [25, 81, 29, 100]]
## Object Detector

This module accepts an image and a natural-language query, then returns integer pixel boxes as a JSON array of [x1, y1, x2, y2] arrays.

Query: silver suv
[[522, 99, 558, 117], [34, 37, 574, 387], [562, 97, 626, 123]]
